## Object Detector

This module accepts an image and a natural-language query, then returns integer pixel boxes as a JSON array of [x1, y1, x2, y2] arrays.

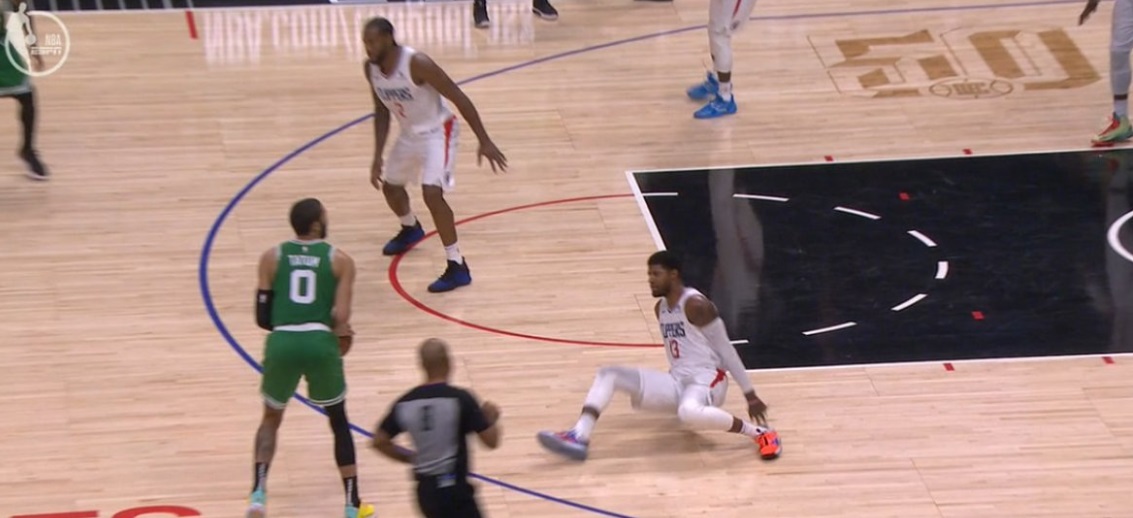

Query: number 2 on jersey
[[668, 339, 681, 359], [289, 269, 316, 304]]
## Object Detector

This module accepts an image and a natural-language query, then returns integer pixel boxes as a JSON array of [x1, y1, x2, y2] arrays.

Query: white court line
[[834, 206, 881, 220], [744, 352, 1133, 373], [733, 193, 789, 202], [802, 321, 857, 336], [891, 293, 927, 311], [629, 145, 1104, 175], [625, 171, 668, 250], [936, 261, 949, 279], [730, 339, 749, 345], [642, 192, 679, 197], [907, 230, 937, 247], [1107, 209, 1133, 263]]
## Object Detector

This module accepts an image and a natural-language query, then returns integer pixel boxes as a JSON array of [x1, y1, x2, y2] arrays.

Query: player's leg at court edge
[[688, 0, 757, 119], [536, 366, 642, 460], [0, 47, 48, 179], [325, 399, 375, 518], [379, 142, 427, 258], [247, 403, 285, 518], [1096, 0, 1133, 145]]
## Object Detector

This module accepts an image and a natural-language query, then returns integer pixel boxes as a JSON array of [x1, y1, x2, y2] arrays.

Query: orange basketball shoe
[[756, 429, 781, 460]]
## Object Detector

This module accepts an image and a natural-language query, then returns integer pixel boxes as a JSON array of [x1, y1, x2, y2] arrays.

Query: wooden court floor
[[2, 0, 1132, 516]]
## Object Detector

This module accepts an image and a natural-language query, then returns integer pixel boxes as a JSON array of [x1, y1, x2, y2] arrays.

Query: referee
[[372, 338, 501, 518]]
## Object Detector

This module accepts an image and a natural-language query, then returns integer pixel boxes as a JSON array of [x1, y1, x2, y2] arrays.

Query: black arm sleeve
[[256, 290, 273, 331], [459, 390, 491, 434]]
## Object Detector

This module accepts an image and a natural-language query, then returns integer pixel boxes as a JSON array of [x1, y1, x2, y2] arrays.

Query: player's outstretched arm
[[685, 295, 768, 421], [254, 247, 277, 331], [410, 53, 508, 172]]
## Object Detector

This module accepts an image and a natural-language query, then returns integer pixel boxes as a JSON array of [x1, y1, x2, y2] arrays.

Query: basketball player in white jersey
[[685, 0, 759, 119], [1082, 0, 1133, 145], [362, 17, 508, 293], [536, 250, 782, 461]]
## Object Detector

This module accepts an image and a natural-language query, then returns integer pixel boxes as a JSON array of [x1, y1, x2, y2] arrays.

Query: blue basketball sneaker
[[694, 94, 737, 119], [428, 260, 472, 293], [382, 222, 425, 256], [536, 430, 590, 461], [687, 72, 719, 101], [245, 489, 266, 518]]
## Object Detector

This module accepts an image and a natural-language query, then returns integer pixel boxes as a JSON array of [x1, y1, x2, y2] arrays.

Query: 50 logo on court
[[808, 27, 1098, 100]]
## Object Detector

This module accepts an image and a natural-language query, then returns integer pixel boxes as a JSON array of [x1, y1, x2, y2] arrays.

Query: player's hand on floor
[[746, 394, 769, 425], [477, 139, 507, 173]]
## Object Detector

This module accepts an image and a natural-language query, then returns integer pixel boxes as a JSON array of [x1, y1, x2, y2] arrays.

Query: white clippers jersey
[[658, 288, 721, 378], [368, 46, 454, 135]]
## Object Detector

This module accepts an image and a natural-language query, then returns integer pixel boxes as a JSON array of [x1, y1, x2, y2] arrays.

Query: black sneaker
[[382, 222, 425, 256], [20, 148, 48, 181], [428, 260, 472, 293], [532, 0, 558, 20], [473, 0, 489, 28]]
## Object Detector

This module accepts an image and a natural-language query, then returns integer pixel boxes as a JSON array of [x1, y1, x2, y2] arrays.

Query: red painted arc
[[387, 193, 662, 348]]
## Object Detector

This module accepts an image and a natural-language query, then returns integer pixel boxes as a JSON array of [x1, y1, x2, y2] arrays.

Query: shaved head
[[419, 338, 451, 379]]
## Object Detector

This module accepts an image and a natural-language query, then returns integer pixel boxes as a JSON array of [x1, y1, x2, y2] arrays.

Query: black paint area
[[632, 149, 1133, 369]]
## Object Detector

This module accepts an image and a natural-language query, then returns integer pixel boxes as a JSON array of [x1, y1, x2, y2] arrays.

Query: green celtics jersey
[[271, 240, 337, 329]]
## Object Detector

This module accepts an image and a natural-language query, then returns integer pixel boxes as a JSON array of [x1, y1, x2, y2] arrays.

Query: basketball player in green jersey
[[0, 0, 47, 180], [247, 198, 375, 518]]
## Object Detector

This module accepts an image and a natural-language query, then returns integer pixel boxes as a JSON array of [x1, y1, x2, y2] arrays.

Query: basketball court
[[2, 0, 1133, 516]]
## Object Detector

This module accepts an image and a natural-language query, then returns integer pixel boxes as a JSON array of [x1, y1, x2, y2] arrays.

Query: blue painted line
[[197, 0, 1087, 515]]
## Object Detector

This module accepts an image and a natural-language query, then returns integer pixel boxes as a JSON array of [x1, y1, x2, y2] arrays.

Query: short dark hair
[[647, 250, 681, 273], [289, 198, 324, 236], [364, 17, 394, 37]]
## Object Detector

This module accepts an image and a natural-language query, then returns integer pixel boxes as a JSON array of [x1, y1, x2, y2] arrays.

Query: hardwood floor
[[1, 0, 1131, 516]]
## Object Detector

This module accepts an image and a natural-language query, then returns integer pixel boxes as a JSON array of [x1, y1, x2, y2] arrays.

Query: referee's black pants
[[416, 473, 482, 518]]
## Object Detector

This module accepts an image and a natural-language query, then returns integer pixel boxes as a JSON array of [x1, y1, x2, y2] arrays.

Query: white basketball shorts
[[383, 116, 459, 192], [632, 367, 729, 413]]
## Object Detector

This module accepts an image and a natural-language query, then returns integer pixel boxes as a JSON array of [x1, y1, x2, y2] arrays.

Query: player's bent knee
[[677, 399, 705, 424], [709, 31, 733, 72]]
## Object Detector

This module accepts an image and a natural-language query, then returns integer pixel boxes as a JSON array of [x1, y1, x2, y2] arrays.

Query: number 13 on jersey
[[668, 339, 681, 359]]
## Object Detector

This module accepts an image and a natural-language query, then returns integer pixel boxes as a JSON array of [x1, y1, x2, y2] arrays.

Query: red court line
[[962, 148, 973, 155], [387, 193, 661, 348], [824, 155, 834, 162], [943, 362, 955, 371], [1104, 356, 1115, 364], [899, 192, 910, 201], [971, 311, 984, 320], [185, 11, 198, 40]]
